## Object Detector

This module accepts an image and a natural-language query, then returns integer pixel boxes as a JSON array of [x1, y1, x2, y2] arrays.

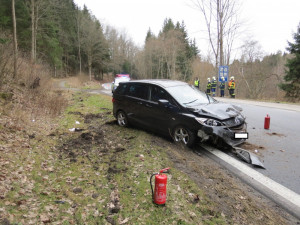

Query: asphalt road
[[215, 97, 300, 195]]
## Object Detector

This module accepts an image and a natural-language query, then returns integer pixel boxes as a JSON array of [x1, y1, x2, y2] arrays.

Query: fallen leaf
[[120, 218, 129, 224], [40, 214, 51, 223]]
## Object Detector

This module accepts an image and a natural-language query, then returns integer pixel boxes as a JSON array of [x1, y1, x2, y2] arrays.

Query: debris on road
[[68, 128, 84, 132], [233, 147, 265, 169]]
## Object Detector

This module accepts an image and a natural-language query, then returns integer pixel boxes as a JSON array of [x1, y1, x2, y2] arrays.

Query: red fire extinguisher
[[264, 114, 270, 129], [150, 168, 170, 205]]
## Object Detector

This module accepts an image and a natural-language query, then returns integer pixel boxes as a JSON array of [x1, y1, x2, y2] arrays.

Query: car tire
[[173, 126, 196, 147], [117, 110, 129, 127]]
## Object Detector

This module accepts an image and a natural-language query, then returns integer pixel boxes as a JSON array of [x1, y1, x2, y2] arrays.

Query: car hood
[[187, 102, 243, 120]]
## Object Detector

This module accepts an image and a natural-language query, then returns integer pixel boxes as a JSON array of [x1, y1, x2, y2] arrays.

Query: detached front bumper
[[197, 122, 247, 147]]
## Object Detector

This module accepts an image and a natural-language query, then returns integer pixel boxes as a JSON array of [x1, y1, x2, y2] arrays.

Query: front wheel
[[117, 110, 129, 127], [173, 126, 196, 147]]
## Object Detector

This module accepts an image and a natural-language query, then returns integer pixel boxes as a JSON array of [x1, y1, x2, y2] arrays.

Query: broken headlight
[[195, 118, 224, 126]]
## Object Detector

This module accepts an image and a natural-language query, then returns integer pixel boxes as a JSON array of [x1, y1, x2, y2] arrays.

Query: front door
[[144, 85, 180, 134]]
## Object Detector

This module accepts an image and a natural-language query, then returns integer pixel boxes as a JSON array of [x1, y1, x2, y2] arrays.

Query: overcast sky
[[74, 0, 300, 58]]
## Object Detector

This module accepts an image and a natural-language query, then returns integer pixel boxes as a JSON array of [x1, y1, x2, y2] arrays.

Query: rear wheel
[[117, 111, 129, 127], [173, 126, 196, 147]]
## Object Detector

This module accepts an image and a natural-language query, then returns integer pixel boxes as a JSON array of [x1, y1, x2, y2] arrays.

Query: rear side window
[[127, 84, 148, 100], [115, 83, 128, 95]]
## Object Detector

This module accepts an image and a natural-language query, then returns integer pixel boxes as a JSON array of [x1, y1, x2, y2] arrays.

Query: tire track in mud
[[56, 110, 128, 224]]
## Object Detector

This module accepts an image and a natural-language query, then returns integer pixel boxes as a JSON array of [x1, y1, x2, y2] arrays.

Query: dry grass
[[65, 74, 89, 88], [0, 52, 69, 132]]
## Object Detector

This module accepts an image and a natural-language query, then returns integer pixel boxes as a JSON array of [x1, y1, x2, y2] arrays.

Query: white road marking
[[204, 145, 300, 208]]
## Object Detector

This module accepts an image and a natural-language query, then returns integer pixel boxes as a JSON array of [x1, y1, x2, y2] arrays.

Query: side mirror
[[158, 99, 169, 106]]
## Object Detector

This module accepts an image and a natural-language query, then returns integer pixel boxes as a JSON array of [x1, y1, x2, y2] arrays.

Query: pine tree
[[280, 23, 300, 99], [145, 28, 154, 42]]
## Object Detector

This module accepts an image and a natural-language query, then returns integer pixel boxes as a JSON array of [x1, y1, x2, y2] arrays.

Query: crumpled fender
[[198, 124, 246, 147]]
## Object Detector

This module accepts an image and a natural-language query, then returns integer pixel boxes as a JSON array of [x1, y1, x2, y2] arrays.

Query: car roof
[[126, 79, 187, 88]]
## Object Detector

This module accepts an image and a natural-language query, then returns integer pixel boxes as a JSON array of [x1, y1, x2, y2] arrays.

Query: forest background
[[0, 0, 299, 102]]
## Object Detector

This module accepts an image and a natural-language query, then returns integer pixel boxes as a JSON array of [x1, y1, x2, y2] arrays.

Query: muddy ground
[[58, 111, 298, 224]]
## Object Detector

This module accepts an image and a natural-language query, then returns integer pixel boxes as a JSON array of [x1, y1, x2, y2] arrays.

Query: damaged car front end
[[164, 84, 248, 148], [190, 103, 247, 147], [196, 107, 247, 147]]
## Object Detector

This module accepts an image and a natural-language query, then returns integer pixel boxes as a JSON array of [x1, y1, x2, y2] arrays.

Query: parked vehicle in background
[[111, 74, 130, 93], [112, 79, 247, 147]]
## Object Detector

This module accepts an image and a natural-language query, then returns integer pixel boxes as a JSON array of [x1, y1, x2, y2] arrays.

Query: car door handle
[[137, 102, 143, 105], [146, 104, 152, 108]]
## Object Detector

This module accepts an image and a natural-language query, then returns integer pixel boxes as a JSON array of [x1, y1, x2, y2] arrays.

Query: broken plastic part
[[234, 147, 265, 169]]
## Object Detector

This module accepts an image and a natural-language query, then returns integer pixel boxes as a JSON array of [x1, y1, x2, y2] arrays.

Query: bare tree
[[81, 15, 106, 81], [191, 0, 242, 68], [75, 8, 83, 74], [12, 0, 18, 78], [240, 39, 264, 63], [104, 26, 138, 76]]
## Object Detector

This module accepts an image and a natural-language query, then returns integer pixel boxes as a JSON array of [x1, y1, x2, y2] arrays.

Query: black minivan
[[112, 79, 247, 147]]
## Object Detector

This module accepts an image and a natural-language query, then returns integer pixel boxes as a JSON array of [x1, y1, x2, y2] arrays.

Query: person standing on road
[[219, 76, 225, 97], [228, 76, 236, 98], [211, 76, 217, 97], [206, 78, 212, 95], [194, 77, 200, 89]]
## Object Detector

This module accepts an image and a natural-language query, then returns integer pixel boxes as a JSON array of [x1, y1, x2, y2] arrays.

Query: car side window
[[127, 84, 148, 100], [150, 85, 177, 106], [116, 83, 128, 95]]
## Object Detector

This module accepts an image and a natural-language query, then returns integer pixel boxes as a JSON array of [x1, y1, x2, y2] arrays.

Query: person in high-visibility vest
[[194, 77, 200, 89], [206, 78, 212, 95], [219, 76, 225, 97], [228, 76, 236, 98], [211, 76, 217, 97]]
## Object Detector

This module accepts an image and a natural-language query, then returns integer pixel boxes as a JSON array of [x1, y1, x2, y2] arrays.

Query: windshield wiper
[[183, 99, 198, 105]]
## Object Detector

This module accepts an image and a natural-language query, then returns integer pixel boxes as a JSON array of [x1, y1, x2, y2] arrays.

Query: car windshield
[[166, 85, 215, 106]]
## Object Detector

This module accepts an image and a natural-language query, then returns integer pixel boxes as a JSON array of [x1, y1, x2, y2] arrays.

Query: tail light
[[112, 98, 115, 103]]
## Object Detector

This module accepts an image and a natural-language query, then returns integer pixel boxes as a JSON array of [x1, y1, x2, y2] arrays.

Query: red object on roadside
[[264, 114, 270, 129], [150, 168, 170, 205]]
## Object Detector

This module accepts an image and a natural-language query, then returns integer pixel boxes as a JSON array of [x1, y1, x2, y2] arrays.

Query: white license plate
[[234, 132, 248, 139]]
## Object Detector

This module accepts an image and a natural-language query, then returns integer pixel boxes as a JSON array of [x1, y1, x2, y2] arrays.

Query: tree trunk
[[77, 9, 82, 74], [219, 11, 224, 66], [34, 6, 38, 62], [12, 0, 18, 78], [88, 53, 92, 81], [31, 0, 35, 63]]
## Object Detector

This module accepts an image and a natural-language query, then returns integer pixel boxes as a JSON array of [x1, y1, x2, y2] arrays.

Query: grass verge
[[0, 91, 294, 225]]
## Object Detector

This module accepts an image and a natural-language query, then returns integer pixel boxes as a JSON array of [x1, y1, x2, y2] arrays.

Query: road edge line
[[202, 144, 300, 220]]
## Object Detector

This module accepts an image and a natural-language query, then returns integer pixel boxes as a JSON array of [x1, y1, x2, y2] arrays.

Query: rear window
[[127, 84, 148, 100]]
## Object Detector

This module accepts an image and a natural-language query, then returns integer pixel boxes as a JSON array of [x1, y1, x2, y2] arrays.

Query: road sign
[[219, 66, 229, 82]]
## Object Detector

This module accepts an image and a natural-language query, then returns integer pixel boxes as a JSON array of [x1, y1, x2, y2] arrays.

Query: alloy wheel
[[174, 127, 190, 145], [117, 111, 128, 127]]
